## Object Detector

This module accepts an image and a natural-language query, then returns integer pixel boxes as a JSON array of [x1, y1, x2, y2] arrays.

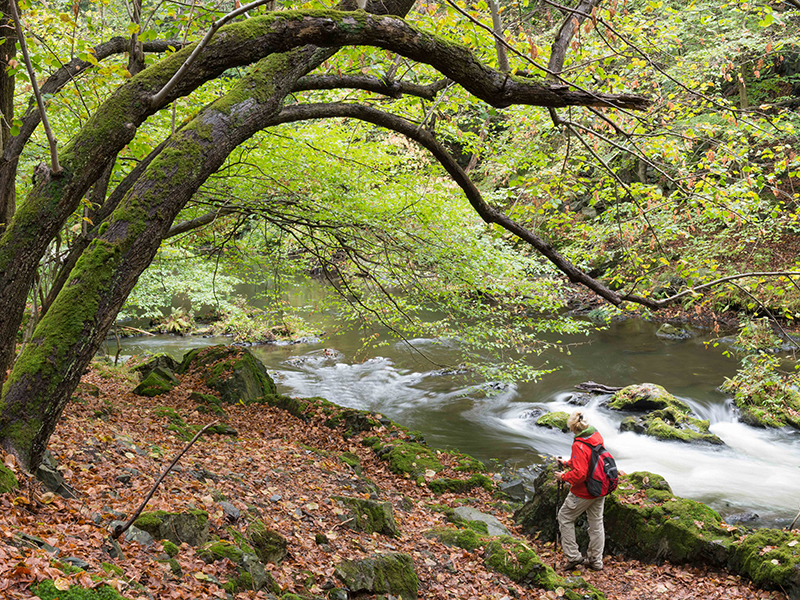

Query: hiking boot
[[587, 562, 603, 571], [563, 557, 584, 571]]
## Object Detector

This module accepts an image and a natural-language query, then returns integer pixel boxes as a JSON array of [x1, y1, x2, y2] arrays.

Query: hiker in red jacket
[[555, 409, 607, 571]]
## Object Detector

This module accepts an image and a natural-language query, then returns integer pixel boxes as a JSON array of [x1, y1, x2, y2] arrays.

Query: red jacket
[[562, 427, 604, 499]]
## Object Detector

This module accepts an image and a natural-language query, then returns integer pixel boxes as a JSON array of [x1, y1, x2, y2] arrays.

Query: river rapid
[[113, 317, 800, 527]]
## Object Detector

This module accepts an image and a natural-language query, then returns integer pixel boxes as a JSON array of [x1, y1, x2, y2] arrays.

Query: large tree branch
[[293, 74, 450, 100], [274, 101, 646, 308]]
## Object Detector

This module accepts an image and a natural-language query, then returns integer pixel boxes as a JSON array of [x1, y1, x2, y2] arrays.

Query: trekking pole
[[554, 475, 563, 569]]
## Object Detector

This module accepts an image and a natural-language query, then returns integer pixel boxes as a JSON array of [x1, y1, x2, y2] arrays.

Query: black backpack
[[576, 438, 619, 497]]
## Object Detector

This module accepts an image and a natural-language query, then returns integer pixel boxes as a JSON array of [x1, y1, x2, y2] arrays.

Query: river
[[112, 316, 800, 527]]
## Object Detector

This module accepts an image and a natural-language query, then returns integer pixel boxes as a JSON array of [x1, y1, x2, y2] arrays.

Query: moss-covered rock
[[620, 406, 724, 445], [729, 528, 800, 597], [161, 540, 179, 558], [385, 442, 444, 481], [721, 367, 800, 430], [536, 411, 570, 432], [611, 384, 723, 445], [427, 473, 494, 495], [190, 391, 227, 416], [424, 525, 486, 551], [134, 354, 179, 380], [334, 552, 418, 600], [198, 540, 244, 564], [608, 383, 680, 411], [0, 463, 19, 493], [132, 510, 209, 547], [332, 496, 398, 537], [246, 519, 288, 564], [324, 407, 381, 438], [178, 345, 276, 403], [133, 367, 178, 397], [484, 536, 602, 600]]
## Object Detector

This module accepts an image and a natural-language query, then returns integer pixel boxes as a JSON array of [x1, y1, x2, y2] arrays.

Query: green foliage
[[34, 581, 125, 600]]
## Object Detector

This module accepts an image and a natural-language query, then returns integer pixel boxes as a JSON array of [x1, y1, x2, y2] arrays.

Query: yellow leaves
[[53, 576, 71, 591]]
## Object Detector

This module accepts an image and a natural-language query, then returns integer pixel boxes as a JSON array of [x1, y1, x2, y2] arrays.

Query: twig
[[118, 325, 156, 336], [112, 420, 219, 540], [9, 0, 62, 174], [333, 517, 355, 529], [150, 0, 273, 107], [789, 506, 800, 531]]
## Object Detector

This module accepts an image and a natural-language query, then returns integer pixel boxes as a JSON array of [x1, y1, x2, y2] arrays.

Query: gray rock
[[110, 520, 154, 546], [13, 532, 59, 555], [335, 552, 418, 600], [219, 501, 240, 523], [63, 556, 91, 570], [34, 452, 77, 499], [246, 520, 288, 565], [241, 553, 280, 594], [498, 479, 527, 502], [132, 511, 208, 547], [452, 506, 509, 536]]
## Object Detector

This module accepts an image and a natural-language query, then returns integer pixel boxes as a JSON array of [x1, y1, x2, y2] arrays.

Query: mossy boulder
[[178, 345, 276, 403], [385, 442, 445, 481], [198, 540, 244, 564], [246, 519, 288, 564], [134, 354, 179, 380], [332, 496, 398, 537], [610, 384, 723, 445], [484, 536, 602, 600], [324, 407, 382, 438], [729, 529, 800, 598], [190, 391, 227, 417], [0, 463, 19, 493], [334, 552, 418, 600], [424, 525, 486, 551], [133, 367, 179, 397], [513, 461, 562, 543], [132, 510, 209, 547], [536, 411, 570, 432], [620, 406, 723, 445], [608, 383, 680, 411]]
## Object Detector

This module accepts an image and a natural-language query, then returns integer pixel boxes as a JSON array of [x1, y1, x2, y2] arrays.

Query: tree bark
[[0, 0, 16, 232]]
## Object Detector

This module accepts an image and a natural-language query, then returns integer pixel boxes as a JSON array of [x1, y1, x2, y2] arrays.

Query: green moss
[[247, 520, 288, 564], [730, 529, 800, 590], [608, 383, 683, 411], [133, 511, 165, 530], [33, 580, 125, 600], [0, 463, 19, 493], [536, 411, 570, 432], [386, 442, 444, 478], [199, 540, 244, 564], [161, 540, 179, 557], [483, 537, 602, 599], [222, 571, 254, 593], [100, 562, 124, 576]]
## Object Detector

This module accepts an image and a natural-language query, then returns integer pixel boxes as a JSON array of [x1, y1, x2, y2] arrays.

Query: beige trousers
[[557, 491, 605, 566]]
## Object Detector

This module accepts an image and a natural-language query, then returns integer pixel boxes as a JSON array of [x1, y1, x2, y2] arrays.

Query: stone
[[110, 521, 154, 546], [63, 556, 91, 570], [132, 510, 209, 547], [332, 496, 399, 537], [535, 411, 570, 432], [241, 553, 281, 594], [133, 367, 178, 397], [246, 520, 288, 565], [34, 452, 77, 499], [499, 479, 527, 502], [452, 506, 509, 536], [134, 354, 179, 380], [198, 540, 244, 564], [178, 345, 276, 404], [220, 501, 241, 523], [607, 383, 681, 411], [335, 552, 418, 600]]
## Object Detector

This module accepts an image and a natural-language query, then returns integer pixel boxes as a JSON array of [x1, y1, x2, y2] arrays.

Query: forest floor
[[0, 365, 790, 600]]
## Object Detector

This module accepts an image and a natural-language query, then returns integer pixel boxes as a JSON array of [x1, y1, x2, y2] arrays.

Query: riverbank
[[0, 358, 791, 600]]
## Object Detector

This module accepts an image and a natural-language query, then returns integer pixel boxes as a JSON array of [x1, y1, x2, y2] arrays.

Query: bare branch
[[293, 74, 450, 100], [9, 0, 61, 174], [166, 206, 238, 237], [150, 0, 275, 108], [489, 0, 509, 72]]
